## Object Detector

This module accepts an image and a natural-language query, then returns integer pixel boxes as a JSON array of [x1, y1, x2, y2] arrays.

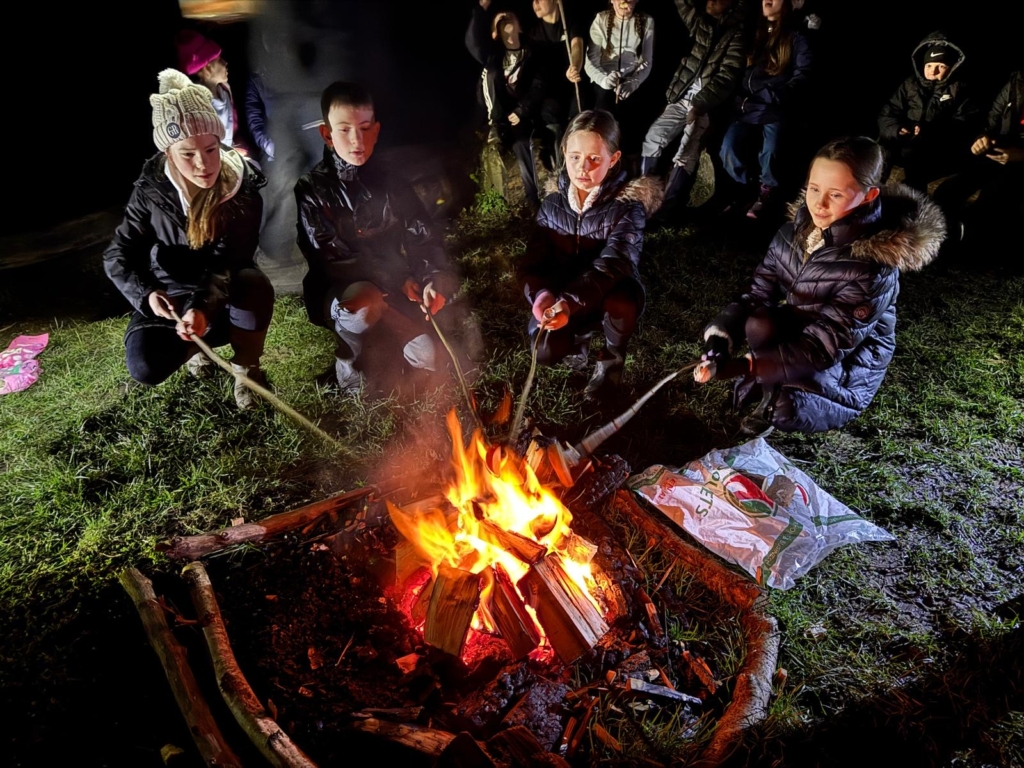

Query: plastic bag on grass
[[0, 334, 49, 395], [627, 437, 894, 589]]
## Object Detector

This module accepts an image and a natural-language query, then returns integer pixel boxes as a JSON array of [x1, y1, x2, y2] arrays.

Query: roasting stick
[[421, 307, 484, 432], [572, 359, 701, 459], [166, 306, 350, 454], [615, 14, 625, 104], [509, 304, 563, 445], [557, 0, 583, 113]]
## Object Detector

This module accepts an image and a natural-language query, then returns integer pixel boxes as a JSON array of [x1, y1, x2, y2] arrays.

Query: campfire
[[389, 410, 609, 664]]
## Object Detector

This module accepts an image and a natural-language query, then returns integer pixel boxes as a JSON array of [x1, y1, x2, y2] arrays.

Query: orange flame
[[389, 410, 602, 646]]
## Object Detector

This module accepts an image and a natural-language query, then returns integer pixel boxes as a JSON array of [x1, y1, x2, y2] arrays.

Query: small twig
[[654, 558, 679, 592], [336, 634, 356, 666]]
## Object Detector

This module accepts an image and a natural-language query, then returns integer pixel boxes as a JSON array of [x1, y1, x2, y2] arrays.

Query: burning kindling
[[388, 410, 610, 664]]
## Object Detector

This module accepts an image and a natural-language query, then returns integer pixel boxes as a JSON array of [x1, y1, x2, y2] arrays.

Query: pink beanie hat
[[175, 30, 222, 76]]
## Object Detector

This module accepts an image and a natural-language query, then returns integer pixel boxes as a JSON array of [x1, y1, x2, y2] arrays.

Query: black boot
[[651, 166, 692, 227], [739, 384, 778, 437], [563, 332, 592, 372], [584, 346, 625, 402]]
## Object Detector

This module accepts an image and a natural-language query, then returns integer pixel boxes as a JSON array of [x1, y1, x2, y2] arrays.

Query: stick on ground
[[119, 568, 243, 768], [183, 561, 318, 768]]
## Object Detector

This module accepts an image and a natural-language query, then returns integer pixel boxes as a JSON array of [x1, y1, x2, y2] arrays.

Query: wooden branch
[[488, 564, 540, 659], [477, 518, 546, 565], [159, 487, 376, 560], [623, 678, 702, 706], [349, 718, 454, 755], [119, 568, 243, 767], [518, 553, 609, 664], [608, 491, 762, 611], [424, 564, 480, 657], [182, 562, 317, 768]]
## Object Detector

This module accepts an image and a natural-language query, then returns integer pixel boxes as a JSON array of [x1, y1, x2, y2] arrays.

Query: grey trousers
[[641, 98, 711, 173]]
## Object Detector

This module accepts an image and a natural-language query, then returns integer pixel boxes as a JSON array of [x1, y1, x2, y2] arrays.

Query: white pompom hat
[[149, 69, 225, 151]]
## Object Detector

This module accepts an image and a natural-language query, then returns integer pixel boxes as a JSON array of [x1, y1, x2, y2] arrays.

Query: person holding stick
[[104, 69, 272, 409], [585, 0, 655, 130], [694, 136, 945, 434], [518, 110, 662, 402], [528, 0, 588, 170]]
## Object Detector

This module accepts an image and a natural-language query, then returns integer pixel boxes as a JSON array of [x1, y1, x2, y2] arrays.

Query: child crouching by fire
[[517, 109, 662, 403]]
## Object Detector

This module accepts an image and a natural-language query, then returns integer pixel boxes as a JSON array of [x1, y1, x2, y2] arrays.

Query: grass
[[1, 183, 1023, 766]]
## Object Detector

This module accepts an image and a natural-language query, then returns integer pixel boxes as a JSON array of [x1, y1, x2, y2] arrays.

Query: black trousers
[[528, 284, 640, 366], [124, 268, 275, 385]]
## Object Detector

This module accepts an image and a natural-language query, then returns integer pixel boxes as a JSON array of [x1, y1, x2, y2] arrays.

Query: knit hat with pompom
[[149, 69, 225, 151]]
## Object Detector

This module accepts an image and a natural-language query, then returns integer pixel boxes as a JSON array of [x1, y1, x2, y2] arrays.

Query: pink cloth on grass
[[0, 334, 49, 395]]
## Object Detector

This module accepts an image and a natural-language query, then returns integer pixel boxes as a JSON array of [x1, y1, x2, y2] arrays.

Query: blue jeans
[[720, 121, 783, 188]]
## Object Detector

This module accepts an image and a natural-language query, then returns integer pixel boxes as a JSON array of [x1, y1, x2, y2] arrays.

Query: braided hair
[[602, 5, 647, 59]]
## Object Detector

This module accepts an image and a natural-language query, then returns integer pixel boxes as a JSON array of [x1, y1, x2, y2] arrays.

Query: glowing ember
[[388, 410, 606, 660]]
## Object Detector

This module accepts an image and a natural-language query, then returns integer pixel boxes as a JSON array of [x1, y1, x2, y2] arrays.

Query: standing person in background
[[528, 0, 589, 170], [585, 0, 655, 146], [246, 72, 274, 167], [175, 29, 253, 158], [639, 0, 746, 225], [466, 0, 546, 209], [104, 70, 271, 409], [717, 0, 812, 220]]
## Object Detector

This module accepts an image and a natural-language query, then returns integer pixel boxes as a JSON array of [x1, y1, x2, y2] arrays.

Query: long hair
[[186, 159, 238, 249], [602, 6, 647, 59], [810, 136, 885, 191], [748, 0, 794, 76], [561, 109, 623, 159]]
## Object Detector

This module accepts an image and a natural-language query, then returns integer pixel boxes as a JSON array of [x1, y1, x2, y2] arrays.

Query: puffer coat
[[294, 146, 453, 327], [665, 0, 746, 110], [103, 149, 265, 325], [518, 168, 663, 317], [734, 24, 812, 125], [984, 70, 1024, 145], [878, 31, 978, 142], [707, 184, 946, 433]]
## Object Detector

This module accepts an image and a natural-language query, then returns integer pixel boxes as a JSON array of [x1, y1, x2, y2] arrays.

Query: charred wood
[[159, 487, 376, 560], [119, 568, 243, 768], [350, 717, 455, 756], [477, 519, 546, 565]]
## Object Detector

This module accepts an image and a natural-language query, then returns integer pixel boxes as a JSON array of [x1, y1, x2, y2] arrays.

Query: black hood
[[911, 30, 966, 86]]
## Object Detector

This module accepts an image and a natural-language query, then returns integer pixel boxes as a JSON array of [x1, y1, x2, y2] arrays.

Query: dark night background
[[3, 0, 1024, 237]]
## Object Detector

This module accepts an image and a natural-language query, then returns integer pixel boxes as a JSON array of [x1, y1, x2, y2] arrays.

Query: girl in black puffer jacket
[[104, 70, 271, 409], [695, 136, 945, 434], [517, 110, 662, 401]]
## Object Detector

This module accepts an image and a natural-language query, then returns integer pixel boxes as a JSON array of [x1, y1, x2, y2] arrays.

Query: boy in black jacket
[[294, 82, 459, 394], [877, 31, 979, 191]]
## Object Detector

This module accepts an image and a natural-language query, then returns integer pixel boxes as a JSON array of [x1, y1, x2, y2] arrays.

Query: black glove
[[713, 356, 752, 380], [703, 334, 731, 362]]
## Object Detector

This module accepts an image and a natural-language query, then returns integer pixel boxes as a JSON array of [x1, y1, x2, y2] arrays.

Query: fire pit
[[132, 413, 779, 767]]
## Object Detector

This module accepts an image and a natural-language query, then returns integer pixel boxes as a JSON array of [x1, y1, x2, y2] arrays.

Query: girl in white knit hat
[[103, 69, 273, 410]]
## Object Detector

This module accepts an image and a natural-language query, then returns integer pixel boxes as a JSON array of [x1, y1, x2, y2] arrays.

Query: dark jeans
[[124, 268, 274, 385], [528, 285, 640, 365], [719, 120, 783, 188]]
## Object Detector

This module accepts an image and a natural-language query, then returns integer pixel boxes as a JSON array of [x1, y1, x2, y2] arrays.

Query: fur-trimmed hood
[[787, 182, 946, 272], [545, 170, 664, 215]]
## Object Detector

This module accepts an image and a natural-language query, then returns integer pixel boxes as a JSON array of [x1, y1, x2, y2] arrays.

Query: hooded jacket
[[878, 31, 978, 142], [706, 184, 945, 433], [518, 169, 663, 317], [665, 0, 746, 110], [104, 148, 265, 323], [294, 146, 453, 327]]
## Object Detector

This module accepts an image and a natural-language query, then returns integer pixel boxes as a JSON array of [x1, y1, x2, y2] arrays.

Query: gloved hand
[[703, 334, 730, 362]]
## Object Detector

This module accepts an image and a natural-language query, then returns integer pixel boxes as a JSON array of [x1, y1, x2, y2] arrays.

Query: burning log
[[477, 518, 546, 565], [182, 562, 317, 768], [159, 487, 377, 560], [119, 568, 243, 768], [555, 531, 598, 567], [488, 564, 541, 659], [424, 564, 481, 656], [396, 540, 430, 589], [518, 554, 609, 664]]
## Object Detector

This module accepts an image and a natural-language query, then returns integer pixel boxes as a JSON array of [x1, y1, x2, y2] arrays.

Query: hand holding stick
[[556, 0, 582, 113]]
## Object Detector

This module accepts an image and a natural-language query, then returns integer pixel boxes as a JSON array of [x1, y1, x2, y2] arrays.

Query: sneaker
[[583, 350, 625, 402], [186, 352, 215, 380], [335, 357, 363, 394], [231, 363, 267, 411], [746, 184, 775, 219]]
